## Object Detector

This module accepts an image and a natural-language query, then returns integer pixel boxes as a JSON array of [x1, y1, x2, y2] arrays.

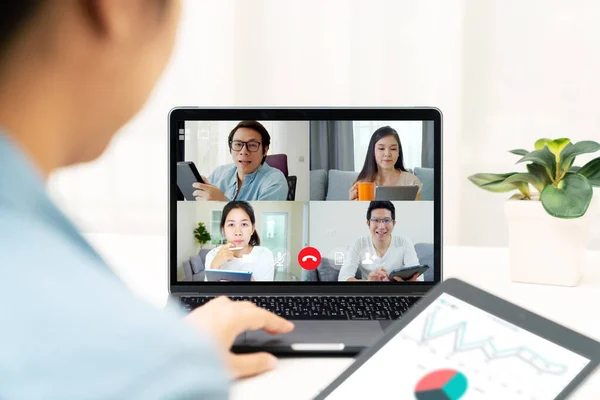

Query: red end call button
[[298, 247, 321, 271]]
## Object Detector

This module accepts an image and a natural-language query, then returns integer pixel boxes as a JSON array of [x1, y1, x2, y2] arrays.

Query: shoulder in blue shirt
[[209, 162, 288, 201], [0, 132, 229, 399]]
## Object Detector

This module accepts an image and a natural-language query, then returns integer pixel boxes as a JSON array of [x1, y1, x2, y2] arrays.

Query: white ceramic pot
[[504, 191, 599, 286]]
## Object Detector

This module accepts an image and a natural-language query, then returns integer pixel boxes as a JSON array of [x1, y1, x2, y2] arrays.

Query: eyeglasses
[[369, 218, 394, 225], [230, 140, 262, 152]]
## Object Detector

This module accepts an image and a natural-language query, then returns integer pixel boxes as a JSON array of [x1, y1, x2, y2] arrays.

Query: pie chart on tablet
[[414, 369, 468, 400]]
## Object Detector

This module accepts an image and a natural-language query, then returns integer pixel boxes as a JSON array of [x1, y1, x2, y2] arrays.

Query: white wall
[[233, 0, 466, 247], [309, 201, 434, 259], [47, 0, 600, 254], [459, 0, 600, 249], [267, 121, 310, 202]]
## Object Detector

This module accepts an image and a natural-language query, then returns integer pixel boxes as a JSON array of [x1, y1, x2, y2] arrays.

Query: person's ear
[[83, 0, 134, 38], [366, 220, 370, 228], [83, 0, 164, 41], [263, 146, 269, 157], [392, 220, 397, 228]]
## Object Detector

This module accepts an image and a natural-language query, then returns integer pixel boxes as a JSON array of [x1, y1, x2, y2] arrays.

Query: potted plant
[[193, 222, 211, 252], [468, 138, 600, 286]]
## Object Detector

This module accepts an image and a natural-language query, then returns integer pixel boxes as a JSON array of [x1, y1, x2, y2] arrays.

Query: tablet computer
[[316, 278, 599, 400], [388, 265, 430, 281], [204, 269, 252, 282], [375, 185, 419, 201]]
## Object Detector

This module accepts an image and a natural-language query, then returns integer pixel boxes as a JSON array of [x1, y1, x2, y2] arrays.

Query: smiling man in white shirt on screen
[[338, 201, 423, 282]]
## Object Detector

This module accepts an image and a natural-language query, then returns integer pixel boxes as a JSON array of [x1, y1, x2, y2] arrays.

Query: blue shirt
[[209, 162, 288, 201], [0, 132, 229, 399]]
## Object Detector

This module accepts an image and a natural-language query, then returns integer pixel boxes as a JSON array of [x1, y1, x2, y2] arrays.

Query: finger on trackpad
[[244, 320, 383, 347]]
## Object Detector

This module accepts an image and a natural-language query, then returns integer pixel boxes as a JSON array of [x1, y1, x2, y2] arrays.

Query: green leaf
[[540, 173, 593, 218], [527, 163, 552, 188], [509, 149, 529, 156], [559, 157, 575, 178], [546, 138, 571, 162], [480, 180, 520, 193], [534, 138, 551, 150], [578, 156, 600, 186], [559, 141, 600, 170], [517, 147, 556, 179], [569, 166, 581, 173], [468, 173, 519, 193], [468, 173, 515, 187], [504, 173, 544, 194]]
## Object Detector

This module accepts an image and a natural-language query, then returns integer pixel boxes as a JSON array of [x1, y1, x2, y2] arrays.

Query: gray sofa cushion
[[309, 169, 328, 200], [326, 170, 359, 201], [311, 257, 361, 281], [190, 255, 205, 274], [316, 258, 340, 281], [192, 271, 206, 282], [183, 260, 193, 281], [414, 242, 434, 281], [414, 167, 433, 201]]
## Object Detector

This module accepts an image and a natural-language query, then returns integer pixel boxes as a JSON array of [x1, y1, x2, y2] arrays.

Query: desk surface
[[88, 235, 600, 400]]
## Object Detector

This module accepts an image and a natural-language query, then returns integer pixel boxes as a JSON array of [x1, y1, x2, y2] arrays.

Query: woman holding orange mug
[[349, 126, 422, 200]]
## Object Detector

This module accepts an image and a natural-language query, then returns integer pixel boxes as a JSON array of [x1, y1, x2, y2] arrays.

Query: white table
[[87, 235, 600, 400]]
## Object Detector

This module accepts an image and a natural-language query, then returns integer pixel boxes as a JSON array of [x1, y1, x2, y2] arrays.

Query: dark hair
[[355, 126, 407, 184], [0, 2, 42, 61], [228, 120, 271, 164], [220, 200, 260, 246], [366, 201, 395, 221]]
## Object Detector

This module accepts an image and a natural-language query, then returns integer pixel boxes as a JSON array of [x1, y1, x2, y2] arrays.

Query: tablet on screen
[[204, 269, 252, 282], [316, 278, 599, 400]]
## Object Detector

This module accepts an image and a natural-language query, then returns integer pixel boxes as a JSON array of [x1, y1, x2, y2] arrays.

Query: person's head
[[366, 201, 396, 242], [355, 126, 407, 183], [0, 1, 181, 171], [227, 120, 271, 175], [220, 200, 260, 248]]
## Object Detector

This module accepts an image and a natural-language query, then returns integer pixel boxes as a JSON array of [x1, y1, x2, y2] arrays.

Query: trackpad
[[244, 321, 383, 349]]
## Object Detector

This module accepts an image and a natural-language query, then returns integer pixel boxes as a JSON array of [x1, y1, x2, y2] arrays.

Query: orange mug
[[357, 182, 375, 201]]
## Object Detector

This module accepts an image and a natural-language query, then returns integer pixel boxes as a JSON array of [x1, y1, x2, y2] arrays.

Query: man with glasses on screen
[[338, 201, 424, 282], [192, 120, 288, 201]]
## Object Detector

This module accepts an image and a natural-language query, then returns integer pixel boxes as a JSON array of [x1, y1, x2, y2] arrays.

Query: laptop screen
[[171, 109, 440, 286]]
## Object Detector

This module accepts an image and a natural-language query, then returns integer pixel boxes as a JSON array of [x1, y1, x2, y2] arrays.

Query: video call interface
[[175, 119, 436, 283], [325, 293, 590, 400]]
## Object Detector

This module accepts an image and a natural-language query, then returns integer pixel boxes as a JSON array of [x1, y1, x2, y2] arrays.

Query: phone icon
[[298, 247, 321, 271]]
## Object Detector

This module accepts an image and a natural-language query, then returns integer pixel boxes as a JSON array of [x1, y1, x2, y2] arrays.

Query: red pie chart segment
[[415, 369, 468, 400]]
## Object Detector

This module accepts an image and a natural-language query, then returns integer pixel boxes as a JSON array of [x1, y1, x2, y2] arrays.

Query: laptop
[[375, 185, 419, 201], [168, 107, 443, 355]]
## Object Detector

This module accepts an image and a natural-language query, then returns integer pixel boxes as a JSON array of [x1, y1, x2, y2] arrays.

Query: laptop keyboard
[[180, 295, 421, 320]]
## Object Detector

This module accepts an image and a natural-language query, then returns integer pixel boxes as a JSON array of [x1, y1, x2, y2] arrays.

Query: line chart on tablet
[[399, 294, 589, 399]]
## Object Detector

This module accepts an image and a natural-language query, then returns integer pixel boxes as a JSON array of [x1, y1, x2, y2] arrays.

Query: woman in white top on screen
[[205, 200, 275, 281], [349, 126, 422, 200], [338, 201, 424, 282]]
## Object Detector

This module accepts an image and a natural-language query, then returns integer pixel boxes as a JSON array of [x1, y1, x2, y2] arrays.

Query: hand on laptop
[[185, 296, 294, 379], [192, 176, 228, 201]]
